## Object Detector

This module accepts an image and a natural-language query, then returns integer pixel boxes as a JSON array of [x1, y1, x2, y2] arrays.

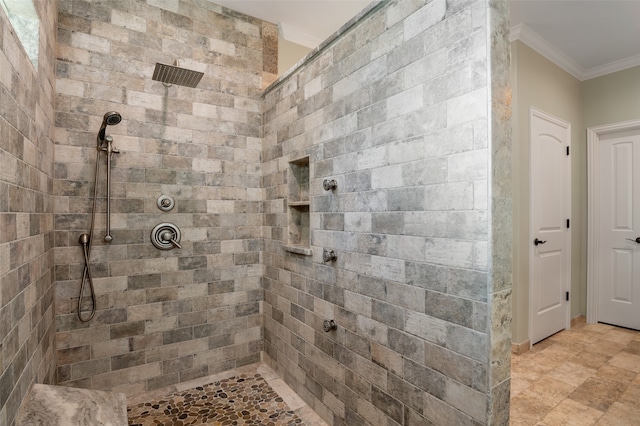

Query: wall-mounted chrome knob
[[151, 223, 181, 250], [157, 195, 175, 211], [322, 249, 337, 263], [323, 179, 337, 191], [322, 319, 337, 332]]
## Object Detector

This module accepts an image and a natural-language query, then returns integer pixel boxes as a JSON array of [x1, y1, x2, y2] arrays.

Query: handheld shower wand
[[78, 111, 122, 322], [97, 111, 122, 143]]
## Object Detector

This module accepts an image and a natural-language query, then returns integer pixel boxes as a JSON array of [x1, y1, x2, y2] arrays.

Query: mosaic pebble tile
[[127, 373, 305, 426]]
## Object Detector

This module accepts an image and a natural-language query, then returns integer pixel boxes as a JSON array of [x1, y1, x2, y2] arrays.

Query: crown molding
[[278, 22, 323, 49], [510, 23, 584, 80], [581, 52, 640, 80], [510, 23, 640, 81]]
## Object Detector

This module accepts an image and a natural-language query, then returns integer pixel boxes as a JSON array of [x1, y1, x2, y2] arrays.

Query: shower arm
[[100, 136, 119, 242]]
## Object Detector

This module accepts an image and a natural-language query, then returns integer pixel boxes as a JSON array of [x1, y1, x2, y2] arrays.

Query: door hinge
[[566, 291, 570, 301], [566, 146, 570, 156], [567, 219, 570, 228]]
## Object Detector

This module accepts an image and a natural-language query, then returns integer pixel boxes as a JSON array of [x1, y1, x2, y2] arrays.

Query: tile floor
[[127, 363, 328, 426], [511, 320, 640, 425]]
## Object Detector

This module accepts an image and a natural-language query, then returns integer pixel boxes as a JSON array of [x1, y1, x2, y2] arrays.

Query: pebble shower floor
[[127, 373, 305, 425]]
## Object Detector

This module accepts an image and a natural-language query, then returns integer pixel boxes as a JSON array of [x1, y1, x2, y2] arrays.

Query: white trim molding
[[510, 24, 583, 80], [510, 24, 640, 81], [587, 119, 640, 324]]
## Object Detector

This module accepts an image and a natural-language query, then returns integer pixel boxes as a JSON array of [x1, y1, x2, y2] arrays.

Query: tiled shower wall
[[262, 0, 511, 425], [0, 1, 58, 425], [53, 0, 276, 395]]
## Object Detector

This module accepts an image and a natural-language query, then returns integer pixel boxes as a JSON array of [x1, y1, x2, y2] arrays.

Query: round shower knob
[[151, 223, 181, 250], [157, 195, 175, 211], [323, 320, 337, 332], [323, 179, 338, 191]]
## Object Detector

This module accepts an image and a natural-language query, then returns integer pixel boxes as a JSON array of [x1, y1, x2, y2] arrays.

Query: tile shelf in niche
[[287, 156, 310, 252], [283, 245, 313, 256], [288, 201, 310, 207]]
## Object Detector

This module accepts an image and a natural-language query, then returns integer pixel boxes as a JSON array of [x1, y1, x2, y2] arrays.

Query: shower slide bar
[[77, 111, 121, 322]]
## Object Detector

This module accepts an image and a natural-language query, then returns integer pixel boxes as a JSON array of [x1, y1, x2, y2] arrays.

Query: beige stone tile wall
[[53, 0, 276, 396], [262, 0, 512, 425], [0, 1, 59, 425]]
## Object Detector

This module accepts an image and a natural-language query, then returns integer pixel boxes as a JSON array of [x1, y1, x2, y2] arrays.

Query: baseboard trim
[[571, 314, 586, 328], [511, 340, 531, 355]]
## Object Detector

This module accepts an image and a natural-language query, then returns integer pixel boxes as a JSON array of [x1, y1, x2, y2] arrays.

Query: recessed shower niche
[[284, 156, 311, 255]]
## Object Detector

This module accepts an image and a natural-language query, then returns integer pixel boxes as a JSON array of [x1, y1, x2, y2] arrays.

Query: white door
[[530, 108, 571, 344], [597, 129, 640, 330]]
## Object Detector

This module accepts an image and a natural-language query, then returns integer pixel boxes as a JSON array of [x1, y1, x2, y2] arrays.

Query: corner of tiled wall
[[262, 0, 512, 424], [0, 1, 58, 425]]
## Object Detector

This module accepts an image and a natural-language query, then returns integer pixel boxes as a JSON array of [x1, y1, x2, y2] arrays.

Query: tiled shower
[[0, 0, 512, 425]]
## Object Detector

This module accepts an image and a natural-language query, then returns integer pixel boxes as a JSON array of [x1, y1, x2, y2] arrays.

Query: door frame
[[528, 107, 572, 344], [587, 119, 640, 324]]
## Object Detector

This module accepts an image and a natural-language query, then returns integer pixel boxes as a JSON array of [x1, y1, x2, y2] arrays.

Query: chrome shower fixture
[[323, 179, 337, 191], [77, 111, 123, 322], [152, 62, 204, 88], [97, 111, 122, 142]]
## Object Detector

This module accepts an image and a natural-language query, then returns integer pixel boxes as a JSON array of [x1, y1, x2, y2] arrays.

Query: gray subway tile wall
[[0, 0, 512, 425], [0, 0, 58, 425], [52, 0, 274, 398], [262, 0, 511, 425]]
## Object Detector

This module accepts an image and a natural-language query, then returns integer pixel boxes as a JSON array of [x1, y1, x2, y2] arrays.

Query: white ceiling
[[214, 0, 640, 81], [213, 0, 373, 48], [510, 1, 640, 80]]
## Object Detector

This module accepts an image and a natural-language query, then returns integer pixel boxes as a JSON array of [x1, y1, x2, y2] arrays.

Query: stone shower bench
[[16, 383, 127, 425]]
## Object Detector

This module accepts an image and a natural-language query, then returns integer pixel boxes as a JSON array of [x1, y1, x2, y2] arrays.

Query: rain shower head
[[152, 62, 204, 88], [97, 111, 122, 142]]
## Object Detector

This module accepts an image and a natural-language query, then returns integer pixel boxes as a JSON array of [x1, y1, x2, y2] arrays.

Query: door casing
[[587, 119, 640, 324]]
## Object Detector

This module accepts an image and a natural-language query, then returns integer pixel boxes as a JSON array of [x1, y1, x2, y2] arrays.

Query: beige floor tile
[[528, 376, 576, 407], [588, 339, 626, 357], [569, 350, 612, 370], [568, 377, 627, 411], [618, 383, 640, 408], [603, 330, 636, 345], [581, 323, 616, 334], [595, 364, 638, 384], [513, 324, 640, 426], [547, 362, 596, 387], [596, 402, 640, 425], [510, 390, 556, 426], [511, 377, 534, 398], [544, 341, 588, 357], [537, 398, 603, 426], [622, 340, 640, 356], [608, 351, 640, 373], [568, 330, 605, 345]]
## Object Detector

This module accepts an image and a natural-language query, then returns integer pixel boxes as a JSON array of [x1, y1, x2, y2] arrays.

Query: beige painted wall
[[583, 66, 640, 128], [278, 37, 312, 75], [511, 41, 585, 344]]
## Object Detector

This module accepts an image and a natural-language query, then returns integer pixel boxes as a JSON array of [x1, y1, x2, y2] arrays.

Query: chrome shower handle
[[160, 230, 182, 249], [151, 223, 182, 250]]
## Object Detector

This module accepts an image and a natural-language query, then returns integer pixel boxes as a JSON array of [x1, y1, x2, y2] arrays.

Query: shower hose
[[77, 144, 101, 322]]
